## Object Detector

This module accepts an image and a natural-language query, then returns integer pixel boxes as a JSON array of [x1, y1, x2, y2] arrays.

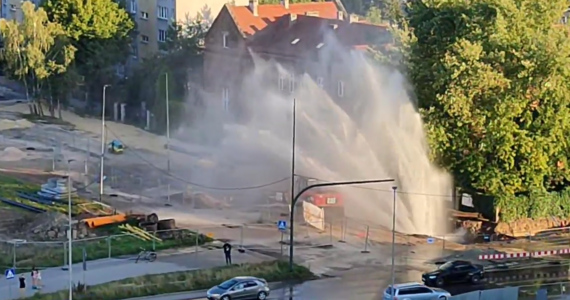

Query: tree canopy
[[0, 1, 75, 115], [41, 0, 134, 110], [392, 0, 570, 221]]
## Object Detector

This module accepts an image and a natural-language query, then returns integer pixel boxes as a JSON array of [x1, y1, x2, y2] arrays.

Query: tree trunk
[[57, 98, 62, 119], [37, 99, 45, 116]]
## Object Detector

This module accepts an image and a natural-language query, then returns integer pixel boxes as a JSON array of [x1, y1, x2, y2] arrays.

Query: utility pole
[[165, 73, 170, 172], [66, 159, 75, 300], [391, 186, 397, 298], [290, 98, 296, 218], [100, 85, 111, 201]]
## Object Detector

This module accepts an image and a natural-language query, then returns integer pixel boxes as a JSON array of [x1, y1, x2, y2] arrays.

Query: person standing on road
[[223, 242, 232, 265], [30, 267, 37, 289], [36, 269, 42, 289], [18, 274, 26, 298]]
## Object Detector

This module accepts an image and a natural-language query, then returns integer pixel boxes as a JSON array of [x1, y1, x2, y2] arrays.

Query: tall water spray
[[185, 36, 453, 236]]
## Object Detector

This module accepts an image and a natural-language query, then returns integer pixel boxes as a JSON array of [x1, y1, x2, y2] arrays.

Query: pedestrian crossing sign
[[278, 220, 287, 231], [5, 268, 15, 279]]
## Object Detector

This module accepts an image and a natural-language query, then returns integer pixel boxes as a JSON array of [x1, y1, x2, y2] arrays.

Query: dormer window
[[222, 32, 229, 48]]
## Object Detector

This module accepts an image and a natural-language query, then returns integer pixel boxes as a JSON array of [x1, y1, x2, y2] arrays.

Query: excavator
[[108, 139, 124, 154]]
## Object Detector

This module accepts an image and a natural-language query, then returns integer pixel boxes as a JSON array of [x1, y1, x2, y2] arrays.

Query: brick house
[[247, 14, 391, 112], [203, 0, 390, 118]]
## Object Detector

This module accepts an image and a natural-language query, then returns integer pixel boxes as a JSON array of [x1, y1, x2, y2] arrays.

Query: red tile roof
[[228, 2, 339, 36], [248, 14, 390, 58]]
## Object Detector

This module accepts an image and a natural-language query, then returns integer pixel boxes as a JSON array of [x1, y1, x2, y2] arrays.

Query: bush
[[25, 260, 314, 300], [474, 186, 570, 222]]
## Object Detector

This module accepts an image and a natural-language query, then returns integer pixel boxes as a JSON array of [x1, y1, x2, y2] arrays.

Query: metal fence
[[517, 282, 570, 299], [0, 228, 206, 271], [450, 287, 519, 300]]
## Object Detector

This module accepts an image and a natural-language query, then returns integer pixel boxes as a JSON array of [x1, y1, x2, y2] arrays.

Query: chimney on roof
[[281, 0, 289, 9], [337, 11, 344, 20], [249, 0, 258, 16], [349, 14, 359, 23]]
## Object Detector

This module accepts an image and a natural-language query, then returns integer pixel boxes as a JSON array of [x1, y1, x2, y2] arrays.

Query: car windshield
[[438, 262, 454, 270], [218, 279, 238, 290]]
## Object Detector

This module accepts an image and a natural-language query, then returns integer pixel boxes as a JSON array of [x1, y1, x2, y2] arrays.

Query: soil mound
[[0, 147, 27, 161]]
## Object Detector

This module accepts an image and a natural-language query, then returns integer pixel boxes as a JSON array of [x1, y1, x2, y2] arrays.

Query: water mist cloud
[[179, 33, 453, 235]]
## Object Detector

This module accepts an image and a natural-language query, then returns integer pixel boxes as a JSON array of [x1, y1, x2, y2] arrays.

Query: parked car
[[206, 276, 270, 300], [422, 260, 484, 287], [383, 282, 451, 299]]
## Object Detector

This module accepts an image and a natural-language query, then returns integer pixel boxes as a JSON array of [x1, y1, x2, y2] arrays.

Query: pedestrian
[[18, 274, 26, 298], [223, 242, 232, 265], [30, 267, 37, 289], [36, 269, 42, 289]]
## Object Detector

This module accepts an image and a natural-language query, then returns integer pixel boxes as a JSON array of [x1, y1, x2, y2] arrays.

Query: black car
[[422, 260, 484, 287]]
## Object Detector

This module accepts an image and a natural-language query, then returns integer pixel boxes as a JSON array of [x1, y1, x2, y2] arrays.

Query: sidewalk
[[0, 248, 274, 300]]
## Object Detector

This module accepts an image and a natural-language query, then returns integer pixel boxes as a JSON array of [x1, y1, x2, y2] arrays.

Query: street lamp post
[[164, 73, 170, 173], [288, 178, 395, 271], [100, 84, 111, 201], [390, 186, 397, 298], [66, 159, 75, 300], [290, 98, 296, 217]]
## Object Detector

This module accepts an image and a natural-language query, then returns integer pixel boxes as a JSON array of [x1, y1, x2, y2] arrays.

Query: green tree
[[42, 0, 134, 111], [391, 0, 570, 221], [0, 1, 75, 115], [365, 6, 383, 24], [125, 19, 206, 133]]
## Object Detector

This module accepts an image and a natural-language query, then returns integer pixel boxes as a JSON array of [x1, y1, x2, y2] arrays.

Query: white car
[[383, 282, 451, 300]]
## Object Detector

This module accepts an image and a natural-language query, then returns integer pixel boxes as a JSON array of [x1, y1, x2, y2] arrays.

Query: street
[[123, 261, 570, 300]]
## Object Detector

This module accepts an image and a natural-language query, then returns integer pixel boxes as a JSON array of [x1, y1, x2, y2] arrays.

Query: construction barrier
[[478, 248, 570, 260], [302, 201, 324, 231], [450, 287, 518, 300]]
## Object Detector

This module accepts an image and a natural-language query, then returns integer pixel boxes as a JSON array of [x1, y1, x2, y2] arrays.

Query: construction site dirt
[[2, 104, 570, 277]]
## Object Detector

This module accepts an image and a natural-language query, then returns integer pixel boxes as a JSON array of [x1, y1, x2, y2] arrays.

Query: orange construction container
[[84, 214, 127, 228]]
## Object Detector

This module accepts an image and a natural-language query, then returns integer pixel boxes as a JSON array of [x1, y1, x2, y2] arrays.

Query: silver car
[[206, 276, 270, 300], [383, 282, 451, 300]]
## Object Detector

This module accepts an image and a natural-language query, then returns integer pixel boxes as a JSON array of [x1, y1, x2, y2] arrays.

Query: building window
[[130, 0, 137, 13], [316, 76, 324, 88], [9, 4, 16, 11], [222, 32, 228, 48], [337, 80, 345, 97], [140, 11, 148, 19], [158, 29, 167, 42], [222, 88, 230, 111], [141, 35, 149, 43], [278, 75, 286, 91], [157, 6, 168, 20], [289, 73, 296, 93], [131, 45, 138, 58]]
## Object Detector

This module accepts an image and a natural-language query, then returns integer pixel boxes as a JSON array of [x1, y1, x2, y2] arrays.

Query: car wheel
[[257, 291, 268, 300], [221, 296, 231, 300], [438, 296, 448, 300], [436, 277, 445, 287], [471, 274, 481, 284]]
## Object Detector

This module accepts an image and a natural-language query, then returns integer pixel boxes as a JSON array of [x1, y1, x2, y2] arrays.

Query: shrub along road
[[0, 248, 275, 300]]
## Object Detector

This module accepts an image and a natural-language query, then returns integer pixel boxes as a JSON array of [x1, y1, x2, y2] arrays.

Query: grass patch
[[0, 229, 213, 270], [0, 174, 37, 199], [0, 174, 91, 214], [24, 260, 315, 300]]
